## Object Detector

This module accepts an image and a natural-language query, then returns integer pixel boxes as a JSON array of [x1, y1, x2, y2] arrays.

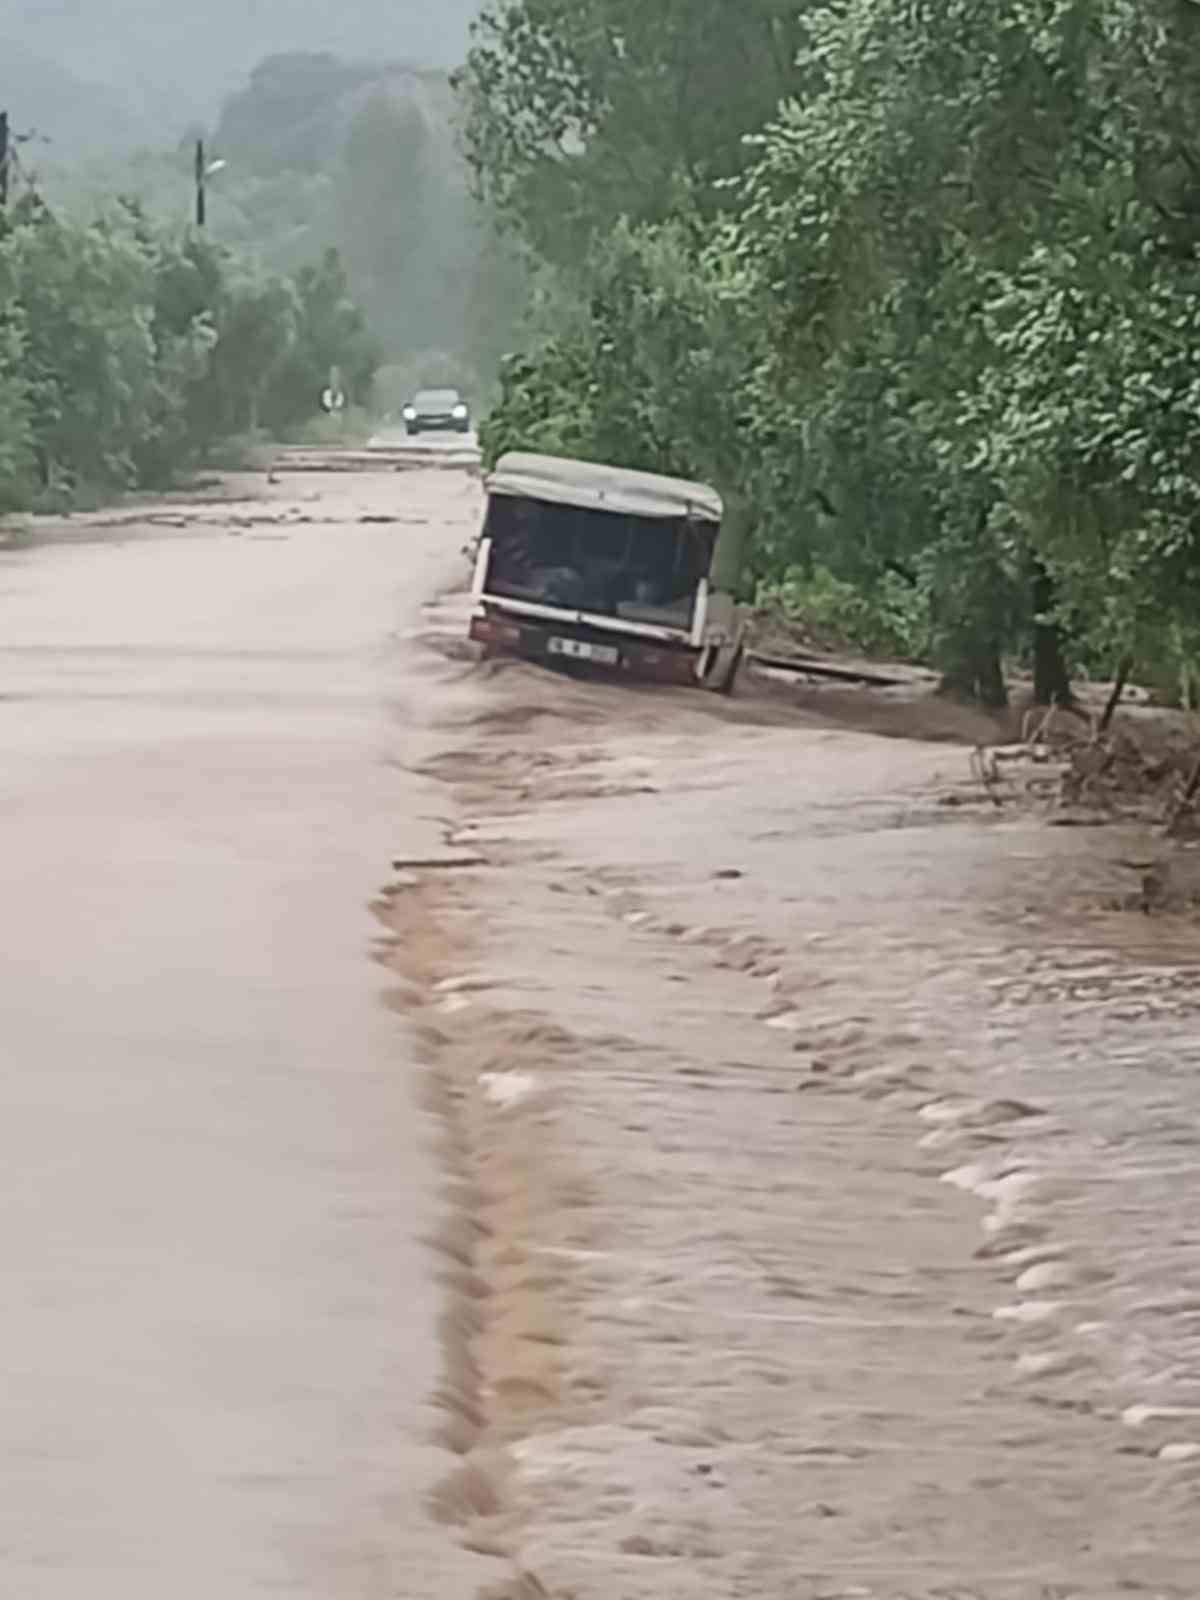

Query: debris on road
[[746, 647, 930, 689], [392, 854, 489, 872], [973, 702, 1200, 843]]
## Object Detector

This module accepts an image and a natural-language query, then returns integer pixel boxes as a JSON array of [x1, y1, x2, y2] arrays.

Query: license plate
[[548, 637, 619, 666]]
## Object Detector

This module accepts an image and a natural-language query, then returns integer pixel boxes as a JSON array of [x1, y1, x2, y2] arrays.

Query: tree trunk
[[1031, 563, 1072, 706], [1100, 655, 1135, 733], [978, 646, 1009, 708], [939, 643, 1008, 708], [934, 511, 1009, 707]]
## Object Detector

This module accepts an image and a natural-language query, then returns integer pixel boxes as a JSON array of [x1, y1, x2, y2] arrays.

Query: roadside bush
[[0, 321, 35, 510], [0, 202, 377, 514], [757, 565, 931, 662], [478, 342, 599, 470]]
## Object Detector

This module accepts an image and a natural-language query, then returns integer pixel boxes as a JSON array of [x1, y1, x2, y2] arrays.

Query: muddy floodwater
[[4, 464, 1199, 1600], [408, 642, 1200, 1598], [0, 473, 489, 1598]]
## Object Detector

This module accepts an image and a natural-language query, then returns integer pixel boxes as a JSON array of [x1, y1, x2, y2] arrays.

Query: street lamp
[[194, 140, 227, 229]]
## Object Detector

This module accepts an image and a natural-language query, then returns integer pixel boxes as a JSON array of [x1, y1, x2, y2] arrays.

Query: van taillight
[[473, 617, 521, 645]]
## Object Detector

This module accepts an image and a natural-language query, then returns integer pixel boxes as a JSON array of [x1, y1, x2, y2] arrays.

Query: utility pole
[[0, 113, 10, 212], [194, 137, 206, 229]]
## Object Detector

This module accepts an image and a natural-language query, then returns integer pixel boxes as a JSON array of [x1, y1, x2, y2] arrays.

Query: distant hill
[[7, 33, 526, 385], [199, 53, 474, 357], [214, 53, 457, 178], [0, 0, 479, 132]]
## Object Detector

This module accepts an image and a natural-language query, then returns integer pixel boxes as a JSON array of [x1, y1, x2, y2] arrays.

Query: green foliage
[[482, 217, 756, 486], [734, 0, 1200, 696], [758, 565, 931, 661], [457, 0, 806, 264], [262, 249, 381, 429], [36, 52, 531, 387], [0, 324, 35, 510], [336, 94, 431, 334], [208, 55, 526, 372], [0, 198, 377, 511], [3, 210, 167, 489], [463, 0, 1200, 700], [206, 270, 299, 437], [480, 341, 599, 468]]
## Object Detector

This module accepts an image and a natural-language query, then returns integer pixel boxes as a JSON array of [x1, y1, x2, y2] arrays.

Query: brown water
[[0, 473, 491, 1598], [413, 650, 1200, 1596]]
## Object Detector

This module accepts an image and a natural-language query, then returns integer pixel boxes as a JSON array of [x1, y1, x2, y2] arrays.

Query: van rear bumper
[[469, 611, 699, 685]]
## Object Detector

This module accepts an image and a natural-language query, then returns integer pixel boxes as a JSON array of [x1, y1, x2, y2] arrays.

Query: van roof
[[488, 452, 723, 524]]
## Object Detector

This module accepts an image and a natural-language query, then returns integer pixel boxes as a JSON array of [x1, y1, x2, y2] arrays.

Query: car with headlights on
[[402, 388, 471, 436]]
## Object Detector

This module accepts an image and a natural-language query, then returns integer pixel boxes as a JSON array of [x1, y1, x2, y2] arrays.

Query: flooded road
[[410, 650, 1200, 1597], [6, 466, 1197, 1598], [0, 472, 489, 1598]]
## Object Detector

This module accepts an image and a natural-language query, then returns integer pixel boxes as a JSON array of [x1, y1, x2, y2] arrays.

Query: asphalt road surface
[[0, 470, 489, 1598]]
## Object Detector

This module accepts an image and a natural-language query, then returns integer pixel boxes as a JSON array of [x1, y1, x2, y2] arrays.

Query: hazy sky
[[0, 0, 479, 126]]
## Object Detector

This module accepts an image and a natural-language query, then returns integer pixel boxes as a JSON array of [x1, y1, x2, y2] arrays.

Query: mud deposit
[[408, 611, 1200, 1600]]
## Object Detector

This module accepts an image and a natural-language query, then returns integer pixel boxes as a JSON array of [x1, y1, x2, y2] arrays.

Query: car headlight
[[403, 406, 417, 420], [453, 404, 469, 419]]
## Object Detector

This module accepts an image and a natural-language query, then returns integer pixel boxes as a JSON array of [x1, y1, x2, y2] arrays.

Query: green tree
[[456, 0, 807, 262], [460, 220, 535, 388], [0, 320, 35, 509], [263, 247, 380, 427], [204, 269, 298, 436], [732, 0, 1200, 699], [1, 209, 161, 489], [461, 0, 1200, 700], [335, 93, 429, 340]]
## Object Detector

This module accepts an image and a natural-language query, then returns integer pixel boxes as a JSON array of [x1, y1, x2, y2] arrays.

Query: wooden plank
[[748, 650, 911, 689], [391, 855, 488, 872]]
